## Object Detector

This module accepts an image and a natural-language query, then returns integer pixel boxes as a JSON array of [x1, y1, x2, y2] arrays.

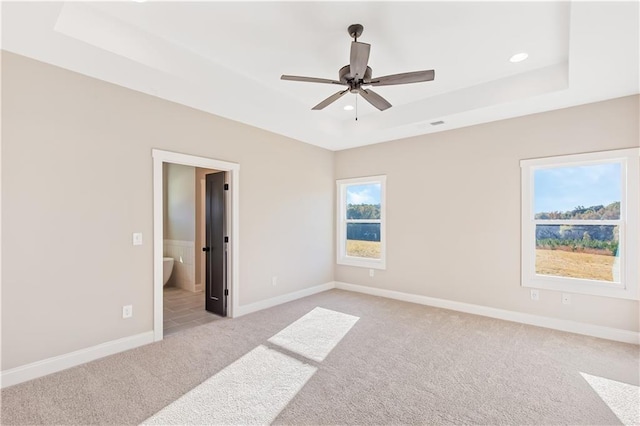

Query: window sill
[[337, 257, 386, 270], [522, 276, 638, 300]]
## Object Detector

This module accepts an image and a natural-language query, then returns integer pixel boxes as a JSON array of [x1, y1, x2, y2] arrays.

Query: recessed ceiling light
[[510, 52, 529, 63], [343, 105, 354, 111], [132, 0, 147, 3]]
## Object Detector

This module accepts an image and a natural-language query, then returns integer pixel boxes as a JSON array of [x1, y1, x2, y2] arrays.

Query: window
[[337, 175, 386, 269], [521, 148, 639, 299]]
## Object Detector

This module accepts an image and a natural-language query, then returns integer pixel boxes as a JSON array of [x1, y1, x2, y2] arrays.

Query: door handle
[[202, 247, 210, 252]]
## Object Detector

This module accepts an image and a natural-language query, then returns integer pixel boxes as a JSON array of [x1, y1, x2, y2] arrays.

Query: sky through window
[[534, 163, 621, 214], [347, 183, 381, 205]]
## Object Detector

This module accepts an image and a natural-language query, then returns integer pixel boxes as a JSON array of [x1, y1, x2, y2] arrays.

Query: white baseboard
[[234, 281, 336, 317], [0, 331, 154, 389], [1, 281, 334, 389], [335, 282, 639, 345], [4, 282, 635, 389]]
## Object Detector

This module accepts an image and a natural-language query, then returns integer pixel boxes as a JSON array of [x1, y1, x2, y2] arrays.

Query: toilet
[[163, 257, 175, 286]]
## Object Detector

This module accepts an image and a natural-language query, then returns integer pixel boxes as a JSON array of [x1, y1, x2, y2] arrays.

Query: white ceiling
[[2, 1, 638, 151]]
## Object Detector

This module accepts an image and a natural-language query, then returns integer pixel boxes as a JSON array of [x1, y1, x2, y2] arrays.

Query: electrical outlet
[[562, 293, 571, 305], [122, 305, 133, 319], [369, 269, 375, 277], [272, 276, 277, 286], [132, 232, 143, 246], [530, 289, 539, 301]]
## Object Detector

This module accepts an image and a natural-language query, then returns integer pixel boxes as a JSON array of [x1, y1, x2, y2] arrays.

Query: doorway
[[152, 149, 240, 342]]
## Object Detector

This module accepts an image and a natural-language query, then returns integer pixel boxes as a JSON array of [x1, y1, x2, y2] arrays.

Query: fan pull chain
[[355, 95, 358, 121]]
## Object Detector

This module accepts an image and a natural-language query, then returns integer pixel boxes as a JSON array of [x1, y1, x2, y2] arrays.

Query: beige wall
[[164, 164, 220, 291], [163, 163, 197, 291], [1, 52, 334, 370], [163, 163, 196, 242], [2, 50, 637, 374], [335, 95, 640, 332]]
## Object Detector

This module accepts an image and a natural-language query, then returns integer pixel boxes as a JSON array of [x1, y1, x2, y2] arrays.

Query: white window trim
[[337, 175, 387, 270], [520, 148, 639, 300]]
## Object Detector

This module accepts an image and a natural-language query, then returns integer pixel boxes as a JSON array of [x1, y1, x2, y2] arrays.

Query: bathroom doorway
[[152, 149, 240, 342], [161, 163, 226, 336]]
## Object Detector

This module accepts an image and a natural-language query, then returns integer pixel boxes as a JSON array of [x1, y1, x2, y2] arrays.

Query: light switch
[[132, 232, 143, 246]]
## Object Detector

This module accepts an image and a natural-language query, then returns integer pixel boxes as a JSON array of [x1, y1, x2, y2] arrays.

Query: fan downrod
[[347, 24, 364, 41]]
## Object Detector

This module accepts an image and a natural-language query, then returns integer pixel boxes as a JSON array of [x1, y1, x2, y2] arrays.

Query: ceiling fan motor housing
[[339, 65, 372, 91]]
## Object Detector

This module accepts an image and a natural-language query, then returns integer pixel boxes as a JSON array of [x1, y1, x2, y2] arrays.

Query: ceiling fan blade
[[350, 42, 371, 80], [312, 89, 350, 110], [358, 88, 392, 111], [365, 70, 435, 86], [281, 75, 344, 85]]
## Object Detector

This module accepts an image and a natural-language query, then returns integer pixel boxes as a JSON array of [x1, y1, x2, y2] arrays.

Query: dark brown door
[[204, 172, 227, 316]]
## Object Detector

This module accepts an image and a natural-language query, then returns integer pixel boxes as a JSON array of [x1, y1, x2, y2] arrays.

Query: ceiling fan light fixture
[[509, 52, 529, 63], [343, 105, 354, 111]]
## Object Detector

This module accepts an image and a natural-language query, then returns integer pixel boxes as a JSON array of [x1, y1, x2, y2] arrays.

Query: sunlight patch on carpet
[[142, 345, 316, 425], [580, 372, 640, 426], [268, 307, 359, 362]]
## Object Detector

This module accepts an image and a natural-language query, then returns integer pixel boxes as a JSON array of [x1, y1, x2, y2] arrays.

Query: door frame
[[152, 149, 240, 342]]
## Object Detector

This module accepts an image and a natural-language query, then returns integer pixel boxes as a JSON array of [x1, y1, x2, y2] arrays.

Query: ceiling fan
[[281, 24, 435, 112]]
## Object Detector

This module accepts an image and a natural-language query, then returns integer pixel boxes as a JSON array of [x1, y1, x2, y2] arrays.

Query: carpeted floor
[[1, 289, 638, 425]]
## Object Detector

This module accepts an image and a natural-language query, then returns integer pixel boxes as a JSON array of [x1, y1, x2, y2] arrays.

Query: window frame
[[520, 148, 639, 300], [336, 175, 387, 270]]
